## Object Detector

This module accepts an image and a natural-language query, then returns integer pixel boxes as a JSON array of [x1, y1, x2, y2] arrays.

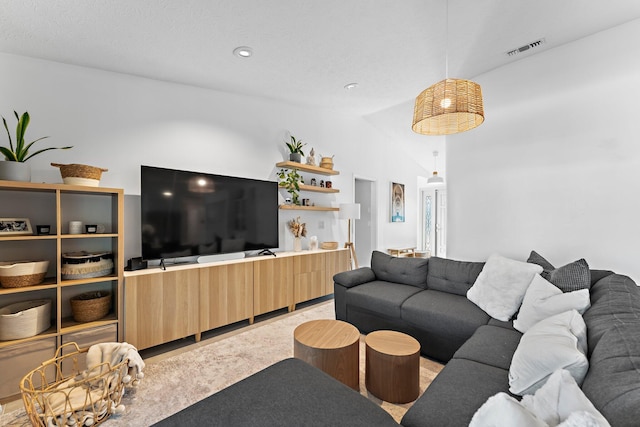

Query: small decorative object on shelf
[[0, 218, 32, 236], [326, 180, 332, 188], [51, 163, 108, 187], [309, 236, 318, 251], [85, 224, 98, 234], [285, 134, 306, 163], [310, 178, 317, 186], [36, 225, 50, 235], [306, 147, 316, 166], [69, 220, 83, 235], [0, 111, 72, 182]]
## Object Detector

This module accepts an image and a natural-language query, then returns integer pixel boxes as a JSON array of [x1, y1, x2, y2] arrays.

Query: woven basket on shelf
[[0, 260, 49, 288], [0, 299, 52, 340], [21, 342, 128, 427], [320, 241, 339, 250], [51, 163, 108, 187], [70, 291, 111, 323]]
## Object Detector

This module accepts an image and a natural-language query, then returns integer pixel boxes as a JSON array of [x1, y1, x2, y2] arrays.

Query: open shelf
[[298, 184, 339, 193], [279, 205, 339, 211], [276, 161, 340, 176]]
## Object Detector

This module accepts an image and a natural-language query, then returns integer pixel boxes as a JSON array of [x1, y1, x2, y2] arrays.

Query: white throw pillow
[[509, 310, 588, 396], [521, 369, 611, 427], [467, 254, 543, 321], [514, 274, 591, 333], [469, 392, 547, 427], [471, 369, 610, 427]]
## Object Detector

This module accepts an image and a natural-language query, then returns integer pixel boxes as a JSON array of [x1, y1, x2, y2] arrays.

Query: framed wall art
[[0, 218, 33, 236], [390, 182, 405, 222]]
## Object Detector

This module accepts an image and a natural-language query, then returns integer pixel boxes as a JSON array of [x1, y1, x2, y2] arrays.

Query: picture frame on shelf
[[0, 218, 33, 235], [391, 182, 405, 223]]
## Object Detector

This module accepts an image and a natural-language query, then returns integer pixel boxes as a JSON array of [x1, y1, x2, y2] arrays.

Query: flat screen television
[[140, 165, 279, 261]]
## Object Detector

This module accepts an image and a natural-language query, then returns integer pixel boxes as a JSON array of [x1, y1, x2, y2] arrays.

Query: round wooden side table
[[293, 319, 360, 390], [365, 330, 421, 403]]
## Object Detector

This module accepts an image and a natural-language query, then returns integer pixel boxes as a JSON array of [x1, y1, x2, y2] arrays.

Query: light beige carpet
[[2, 300, 443, 426]]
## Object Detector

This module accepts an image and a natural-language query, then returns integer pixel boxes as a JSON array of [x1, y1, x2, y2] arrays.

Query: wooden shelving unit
[[0, 180, 124, 400], [276, 161, 340, 211]]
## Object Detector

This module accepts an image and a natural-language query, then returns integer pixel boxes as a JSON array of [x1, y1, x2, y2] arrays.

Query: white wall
[[0, 52, 429, 260], [447, 19, 640, 282]]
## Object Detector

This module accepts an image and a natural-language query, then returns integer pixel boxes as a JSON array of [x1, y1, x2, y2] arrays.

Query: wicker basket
[[70, 291, 111, 323], [0, 260, 49, 288], [320, 241, 339, 250], [21, 342, 128, 427], [62, 252, 114, 280], [0, 299, 52, 340], [51, 163, 108, 187]]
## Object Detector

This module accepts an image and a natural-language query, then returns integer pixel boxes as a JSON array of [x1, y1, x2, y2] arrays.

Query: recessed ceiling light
[[344, 83, 359, 90], [233, 46, 253, 58]]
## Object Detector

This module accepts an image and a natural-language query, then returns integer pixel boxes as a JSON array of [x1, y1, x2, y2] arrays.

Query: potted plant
[[0, 111, 72, 182], [278, 168, 302, 205], [285, 135, 306, 163]]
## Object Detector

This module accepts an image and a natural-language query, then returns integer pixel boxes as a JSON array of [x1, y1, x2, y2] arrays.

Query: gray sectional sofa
[[155, 251, 640, 426]]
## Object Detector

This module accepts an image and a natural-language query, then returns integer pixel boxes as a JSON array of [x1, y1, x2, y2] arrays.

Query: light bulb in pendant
[[440, 98, 452, 108]]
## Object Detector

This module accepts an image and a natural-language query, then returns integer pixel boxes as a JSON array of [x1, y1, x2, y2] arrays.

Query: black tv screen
[[141, 166, 279, 260]]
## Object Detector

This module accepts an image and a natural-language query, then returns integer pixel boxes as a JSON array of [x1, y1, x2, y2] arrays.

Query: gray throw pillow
[[527, 251, 591, 293]]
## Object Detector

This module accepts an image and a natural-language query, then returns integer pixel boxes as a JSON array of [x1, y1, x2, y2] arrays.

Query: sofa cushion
[[153, 358, 399, 427], [583, 274, 640, 355], [509, 310, 588, 396], [527, 251, 591, 292], [582, 323, 640, 427], [453, 324, 522, 371], [401, 359, 510, 427], [467, 254, 543, 322], [333, 267, 376, 289], [346, 280, 422, 319], [370, 250, 429, 289], [426, 256, 485, 296], [401, 290, 490, 341], [513, 274, 590, 333]]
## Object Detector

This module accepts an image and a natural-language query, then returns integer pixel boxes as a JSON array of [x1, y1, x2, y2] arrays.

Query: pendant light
[[427, 151, 444, 184], [412, 0, 484, 135]]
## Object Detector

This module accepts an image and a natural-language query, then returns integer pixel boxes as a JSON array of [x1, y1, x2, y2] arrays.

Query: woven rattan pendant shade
[[412, 78, 484, 135]]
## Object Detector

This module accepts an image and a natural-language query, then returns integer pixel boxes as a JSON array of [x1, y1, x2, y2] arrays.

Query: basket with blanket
[[21, 341, 145, 427], [61, 252, 114, 280]]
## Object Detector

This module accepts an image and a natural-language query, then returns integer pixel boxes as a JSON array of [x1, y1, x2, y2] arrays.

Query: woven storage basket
[[21, 342, 128, 427], [0, 299, 51, 340], [320, 241, 339, 250], [0, 260, 49, 288], [51, 163, 108, 187], [70, 291, 111, 323], [61, 252, 114, 280]]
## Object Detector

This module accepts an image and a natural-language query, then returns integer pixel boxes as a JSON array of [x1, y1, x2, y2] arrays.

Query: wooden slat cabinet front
[[200, 262, 254, 331], [124, 269, 199, 350], [253, 256, 294, 316], [293, 252, 326, 305]]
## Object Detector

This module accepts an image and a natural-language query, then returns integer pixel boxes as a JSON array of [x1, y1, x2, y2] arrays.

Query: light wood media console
[[124, 249, 349, 350]]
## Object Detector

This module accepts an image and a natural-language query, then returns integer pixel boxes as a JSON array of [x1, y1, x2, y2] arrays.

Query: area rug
[[1, 300, 443, 426]]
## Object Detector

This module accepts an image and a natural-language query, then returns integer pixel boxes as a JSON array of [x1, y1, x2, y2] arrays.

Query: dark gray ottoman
[[153, 357, 399, 426]]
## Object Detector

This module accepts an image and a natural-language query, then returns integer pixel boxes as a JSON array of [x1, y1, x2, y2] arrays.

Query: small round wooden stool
[[365, 330, 421, 403], [293, 319, 360, 390]]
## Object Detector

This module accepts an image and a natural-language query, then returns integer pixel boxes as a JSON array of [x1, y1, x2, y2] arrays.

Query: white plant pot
[[0, 161, 31, 182]]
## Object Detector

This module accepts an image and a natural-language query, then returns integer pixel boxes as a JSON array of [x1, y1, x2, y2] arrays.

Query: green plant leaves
[[1, 111, 72, 162]]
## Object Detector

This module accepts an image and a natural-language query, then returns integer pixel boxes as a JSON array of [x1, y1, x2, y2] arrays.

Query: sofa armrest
[[333, 267, 376, 289]]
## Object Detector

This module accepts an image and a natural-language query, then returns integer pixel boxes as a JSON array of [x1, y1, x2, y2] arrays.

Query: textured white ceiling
[[1, 0, 640, 118]]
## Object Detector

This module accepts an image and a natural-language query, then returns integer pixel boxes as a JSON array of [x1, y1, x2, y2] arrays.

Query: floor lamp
[[339, 203, 360, 269]]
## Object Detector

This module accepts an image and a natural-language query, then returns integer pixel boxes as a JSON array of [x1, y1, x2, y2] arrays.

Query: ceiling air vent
[[506, 38, 545, 57]]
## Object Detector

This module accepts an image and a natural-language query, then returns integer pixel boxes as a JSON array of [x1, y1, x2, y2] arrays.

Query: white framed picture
[[0, 218, 33, 236]]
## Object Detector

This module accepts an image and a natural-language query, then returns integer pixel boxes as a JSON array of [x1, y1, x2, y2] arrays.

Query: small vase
[[293, 237, 302, 252], [0, 161, 31, 182]]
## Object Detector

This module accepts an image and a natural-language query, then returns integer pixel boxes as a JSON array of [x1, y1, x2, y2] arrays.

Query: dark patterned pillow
[[527, 251, 591, 292]]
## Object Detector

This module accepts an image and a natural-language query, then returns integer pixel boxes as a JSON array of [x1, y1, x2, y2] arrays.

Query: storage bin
[[0, 299, 52, 340], [0, 337, 56, 399], [70, 291, 112, 322], [0, 260, 49, 288], [61, 251, 114, 280]]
